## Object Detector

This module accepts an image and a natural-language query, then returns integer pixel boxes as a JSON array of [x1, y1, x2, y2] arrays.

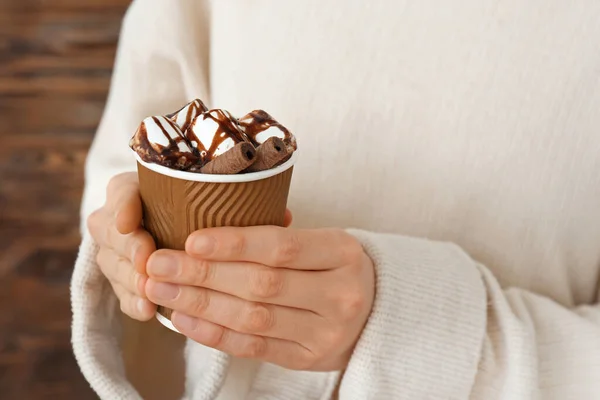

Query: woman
[[72, 0, 600, 399]]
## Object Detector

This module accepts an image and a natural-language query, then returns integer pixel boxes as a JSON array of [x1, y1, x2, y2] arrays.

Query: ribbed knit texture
[[342, 230, 487, 399], [71, 0, 600, 399], [247, 364, 339, 400], [71, 235, 141, 400]]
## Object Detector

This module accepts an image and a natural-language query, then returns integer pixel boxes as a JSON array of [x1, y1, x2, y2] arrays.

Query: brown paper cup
[[134, 151, 297, 333]]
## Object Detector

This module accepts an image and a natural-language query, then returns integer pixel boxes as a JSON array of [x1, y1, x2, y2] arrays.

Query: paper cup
[[134, 151, 297, 332]]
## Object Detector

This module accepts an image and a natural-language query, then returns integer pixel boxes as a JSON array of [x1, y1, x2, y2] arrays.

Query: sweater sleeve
[[71, 1, 211, 399], [335, 229, 600, 400]]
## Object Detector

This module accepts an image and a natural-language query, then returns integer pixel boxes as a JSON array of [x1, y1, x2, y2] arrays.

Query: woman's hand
[[87, 172, 157, 321], [145, 226, 375, 371]]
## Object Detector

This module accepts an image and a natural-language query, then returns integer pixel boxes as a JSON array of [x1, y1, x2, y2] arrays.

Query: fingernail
[[172, 313, 197, 331], [149, 282, 179, 300], [148, 254, 178, 277], [190, 235, 215, 255], [137, 298, 149, 314]]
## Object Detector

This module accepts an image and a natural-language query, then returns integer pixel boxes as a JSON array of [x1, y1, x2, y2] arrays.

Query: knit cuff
[[247, 363, 340, 400], [70, 233, 142, 400], [342, 229, 487, 399]]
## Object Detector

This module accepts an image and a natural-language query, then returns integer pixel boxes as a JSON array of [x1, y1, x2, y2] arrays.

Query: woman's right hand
[[87, 172, 157, 321]]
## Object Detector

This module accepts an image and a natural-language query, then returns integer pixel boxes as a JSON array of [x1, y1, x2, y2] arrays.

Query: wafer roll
[[245, 136, 289, 172], [199, 142, 256, 174]]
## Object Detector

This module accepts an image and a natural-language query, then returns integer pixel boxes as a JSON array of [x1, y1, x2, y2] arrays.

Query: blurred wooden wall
[[0, 1, 130, 398]]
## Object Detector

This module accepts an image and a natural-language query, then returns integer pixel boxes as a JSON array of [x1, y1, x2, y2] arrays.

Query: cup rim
[[134, 149, 298, 183]]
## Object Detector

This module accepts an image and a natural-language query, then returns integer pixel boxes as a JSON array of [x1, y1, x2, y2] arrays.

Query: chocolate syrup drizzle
[[186, 109, 250, 162], [153, 116, 189, 149], [168, 99, 208, 134], [238, 110, 297, 149], [130, 117, 199, 170], [131, 103, 296, 172]]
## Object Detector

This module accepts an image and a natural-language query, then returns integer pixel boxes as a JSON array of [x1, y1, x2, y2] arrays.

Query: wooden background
[[0, 0, 130, 398]]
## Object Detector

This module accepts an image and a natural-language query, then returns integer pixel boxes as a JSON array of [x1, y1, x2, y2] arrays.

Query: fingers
[[147, 250, 333, 311], [99, 248, 156, 321], [89, 207, 155, 274], [145, 280, 324, 343], [114, 229, 156, 274], [88, 172, 158, 322], [113, 283, 156, 321], [185, 226, 363, 270], [171, 313, 316, 370], [105, 172, 142, 235], [109, 173, 143, 235], [97, 247, 146, 296], [88, 172, 147, 248], [114, 188, 143, 235], [87, 208, 114, 248]]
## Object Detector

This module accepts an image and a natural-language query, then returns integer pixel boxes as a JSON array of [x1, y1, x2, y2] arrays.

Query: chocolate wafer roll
[[245, 136, 290, 172], [200, 142, 257, 174]]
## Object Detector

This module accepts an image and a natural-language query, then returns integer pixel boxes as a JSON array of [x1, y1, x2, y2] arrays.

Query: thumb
[[115, 188, 143, 234]]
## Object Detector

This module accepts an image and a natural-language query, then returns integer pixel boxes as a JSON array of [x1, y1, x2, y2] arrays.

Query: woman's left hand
[[145, 226, 375, 371]]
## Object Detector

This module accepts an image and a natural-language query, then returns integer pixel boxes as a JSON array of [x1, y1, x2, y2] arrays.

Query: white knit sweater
[[71, 1, 600, 399]]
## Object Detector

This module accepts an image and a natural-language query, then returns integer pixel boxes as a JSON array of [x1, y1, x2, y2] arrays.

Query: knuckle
[[136, 230, 156, 253], [226, 232, 246, 258], [107, 174, 124, 196], [95, 249, 105, 268], [104, 219, 117, 246], [338, 232, 364, 264], [239, 336, 267, 358], [336, 289, 366, 321], [87, 209, 102, 233], [191, 259, 212, 285], [322, 327, 345, 350], [204, 325, 227, 348], [111, 255, 134, 288], [108, 172, 135, 190], [249, 268, 283, 299], [242, 303, 274, 333], [189, 290, 211, 316], [126, 236, 140, 265], [293, 354, 318, 371], [115, 256, 128, 278], [96, 249, 112, 276], [272, 232, 301, 265], [107, 173, 138, 206], [128, 269, 143, 295]]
